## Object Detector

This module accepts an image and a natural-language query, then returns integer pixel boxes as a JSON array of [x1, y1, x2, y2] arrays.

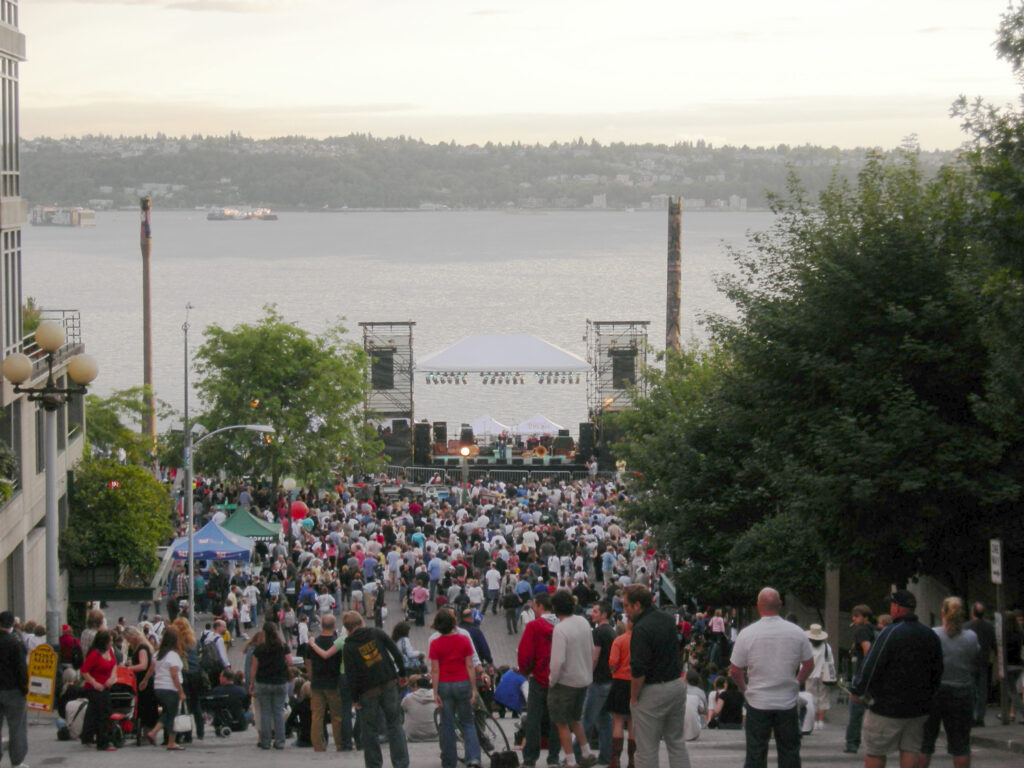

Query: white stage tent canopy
[[515, 412, 565, 435], [417, 334, 589, 373], [471, 414, 511, 437]]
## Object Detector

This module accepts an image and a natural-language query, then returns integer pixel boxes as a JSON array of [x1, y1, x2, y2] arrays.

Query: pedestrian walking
[[845, 604, 876, 754], [430, 608, 482, 768], [549, 589, 597, 768]]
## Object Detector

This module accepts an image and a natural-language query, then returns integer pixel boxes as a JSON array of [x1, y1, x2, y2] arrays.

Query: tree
[[193, 305, 381, 485], [61, 457, 175, 580], [618, 150, 1019, 600], [85, 386, 170, 464]]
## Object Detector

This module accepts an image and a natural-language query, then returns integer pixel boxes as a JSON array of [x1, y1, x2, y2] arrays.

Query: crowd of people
[[0, 470, 1022, 768]]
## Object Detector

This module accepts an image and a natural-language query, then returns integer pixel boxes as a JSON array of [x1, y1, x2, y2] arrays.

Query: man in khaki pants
[[625, 585, 690, 768], [307, 613, 345, 751]]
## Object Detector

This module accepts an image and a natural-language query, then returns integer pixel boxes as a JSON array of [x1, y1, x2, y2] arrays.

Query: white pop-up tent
[[471, 414, 511, 437], [514, 412, 564, 435], [418, 334, 589, 373]]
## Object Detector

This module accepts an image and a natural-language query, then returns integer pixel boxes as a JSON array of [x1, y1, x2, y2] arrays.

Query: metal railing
[[382, 465, 612, 486], [20, 309, 84, 376]]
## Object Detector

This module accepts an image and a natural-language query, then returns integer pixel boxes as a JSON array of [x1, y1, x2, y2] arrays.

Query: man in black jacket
[[849, 590, 943, 768], [0, 610, 28, 768], [341, 611, 409, 768]]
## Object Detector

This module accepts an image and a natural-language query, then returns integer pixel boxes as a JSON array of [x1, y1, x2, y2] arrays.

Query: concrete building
[[0, 1, 89, 626]]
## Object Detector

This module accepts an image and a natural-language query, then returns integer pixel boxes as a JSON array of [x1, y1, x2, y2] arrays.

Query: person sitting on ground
[[401, 675, 439, 742]]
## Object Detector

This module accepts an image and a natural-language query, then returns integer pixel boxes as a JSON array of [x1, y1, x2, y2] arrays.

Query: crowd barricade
[[378, 466, 614, 488]]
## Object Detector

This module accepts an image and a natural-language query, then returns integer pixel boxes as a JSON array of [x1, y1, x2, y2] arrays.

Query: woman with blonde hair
[[170, 617, 205, 740], [919, 597, 980, 768], [125, 627, 159, 732]]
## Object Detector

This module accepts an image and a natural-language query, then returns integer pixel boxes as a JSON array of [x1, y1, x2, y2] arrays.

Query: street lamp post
[[181, 307, 274, 617], [182, 423, 274, 618], [1, 320, 98, 648], [459, 445, 470, 504]]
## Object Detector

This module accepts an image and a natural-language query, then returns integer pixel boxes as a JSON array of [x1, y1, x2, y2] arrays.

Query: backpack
[[200, 635, 224, 676]]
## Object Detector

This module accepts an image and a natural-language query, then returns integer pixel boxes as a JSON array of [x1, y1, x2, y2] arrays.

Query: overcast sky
[[19, 0, 1023, 149]]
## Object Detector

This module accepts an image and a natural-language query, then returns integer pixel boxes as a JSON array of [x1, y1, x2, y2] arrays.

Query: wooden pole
[[666, 197, 682, 352], [140, 197, 156, 451]]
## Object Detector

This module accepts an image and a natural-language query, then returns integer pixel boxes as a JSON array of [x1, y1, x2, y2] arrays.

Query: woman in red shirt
[[429, 609, 481, 768], [79, 629, 118, 750]]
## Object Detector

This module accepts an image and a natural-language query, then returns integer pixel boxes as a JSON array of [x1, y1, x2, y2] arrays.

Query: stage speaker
[[557, 428, 570, 437], [459, 424, 475, 447], [578, 422, 597, 458], [392, 418, 410, 435], [433, 422, 448, 445], [413, 422, 431, 465], [511, 458, 524, 466], [474, 458, 489, 466], [610, 348, 638, 389], [371, 350, 395, 390], [549, 456, 563, 465], [551, 435, 573, 455], [532, 457, 544, 466]]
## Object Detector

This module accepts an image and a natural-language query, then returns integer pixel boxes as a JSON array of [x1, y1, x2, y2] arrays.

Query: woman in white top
[[145, 626, 187, 751]]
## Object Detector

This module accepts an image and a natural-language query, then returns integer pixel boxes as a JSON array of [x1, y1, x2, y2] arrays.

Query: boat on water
[[30, 205, 96, 227], [207, 206, 278, 221]]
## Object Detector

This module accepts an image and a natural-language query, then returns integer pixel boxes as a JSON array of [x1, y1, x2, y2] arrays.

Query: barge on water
[[30, 205, 96, 227]]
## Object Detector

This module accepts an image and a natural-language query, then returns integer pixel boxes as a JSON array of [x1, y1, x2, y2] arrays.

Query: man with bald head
[[729, 587, 815, 768]]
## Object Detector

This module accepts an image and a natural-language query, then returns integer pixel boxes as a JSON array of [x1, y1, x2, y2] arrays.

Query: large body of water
[[23, 210, 773, 436]]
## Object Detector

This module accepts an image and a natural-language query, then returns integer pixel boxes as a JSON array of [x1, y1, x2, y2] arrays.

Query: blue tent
[[169, 519, 254, 563]]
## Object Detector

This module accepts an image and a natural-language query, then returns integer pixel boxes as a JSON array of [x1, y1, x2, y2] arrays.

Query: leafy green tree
[[61, 457, 175, 579], [85, 386, 171, 465], [193, 305, 381, 485], [619, 149, 1019, 601]]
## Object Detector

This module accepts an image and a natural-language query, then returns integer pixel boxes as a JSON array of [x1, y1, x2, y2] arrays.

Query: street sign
[[26, 643, 58, 712], [991, 538, 1003, 584]]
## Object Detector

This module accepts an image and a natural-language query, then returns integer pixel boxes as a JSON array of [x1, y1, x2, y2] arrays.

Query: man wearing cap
[[848, 589, 943, 768], [729, 587, 815, 768]]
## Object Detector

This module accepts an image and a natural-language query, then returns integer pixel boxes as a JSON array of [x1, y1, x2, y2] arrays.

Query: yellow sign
[[27, 643, 58, 713]]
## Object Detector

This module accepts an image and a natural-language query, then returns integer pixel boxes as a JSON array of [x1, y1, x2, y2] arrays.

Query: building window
[[0, 398, 20, 491]]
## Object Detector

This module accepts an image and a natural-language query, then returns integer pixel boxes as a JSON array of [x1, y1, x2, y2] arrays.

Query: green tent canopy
[[220, 508, 281, 543]]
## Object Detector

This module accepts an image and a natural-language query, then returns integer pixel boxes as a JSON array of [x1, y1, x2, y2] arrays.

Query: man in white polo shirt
[[729, 587, 815, 768]]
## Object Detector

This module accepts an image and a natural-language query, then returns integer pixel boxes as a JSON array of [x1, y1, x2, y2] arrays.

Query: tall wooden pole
[[666, 197, 682, 352], [140, 197, 156, 451]]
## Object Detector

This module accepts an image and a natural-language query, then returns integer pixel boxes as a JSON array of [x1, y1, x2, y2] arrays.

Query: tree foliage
[[62, 457, 175, 578], [619, 148, 1021, 602], [193, 305, 381, 484], [85, 386, 173, 464]]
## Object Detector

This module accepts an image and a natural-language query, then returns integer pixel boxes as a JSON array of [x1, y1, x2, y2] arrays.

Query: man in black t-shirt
[[306, 614, 344, 752], [845, 604, 875, 754], [579, 601, 616, 765], [964, 601, 995, 726]]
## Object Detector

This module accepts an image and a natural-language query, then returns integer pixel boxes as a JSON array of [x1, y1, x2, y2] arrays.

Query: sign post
[[991, 538, 1009, 724], [26, 643, 58, 713]]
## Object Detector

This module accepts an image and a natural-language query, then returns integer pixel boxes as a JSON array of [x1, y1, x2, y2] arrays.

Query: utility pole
[[140, 197, 156, 453], [666, 197, 682, 352]]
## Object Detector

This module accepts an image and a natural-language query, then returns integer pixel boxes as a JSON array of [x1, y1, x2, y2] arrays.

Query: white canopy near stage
[[514, 412, 565, 435], [417, 333, 590, 374], [470, 414, 512, 437]]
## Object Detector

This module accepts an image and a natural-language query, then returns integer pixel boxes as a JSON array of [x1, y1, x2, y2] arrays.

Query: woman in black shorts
[[606, 618, 633, 768]]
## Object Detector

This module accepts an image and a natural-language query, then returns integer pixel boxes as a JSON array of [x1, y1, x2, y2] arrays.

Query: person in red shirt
[[58, 623, 81, 670], [516, 591, 560, 768], [79, 630, 118, 750], [429, 609, 481, 768]]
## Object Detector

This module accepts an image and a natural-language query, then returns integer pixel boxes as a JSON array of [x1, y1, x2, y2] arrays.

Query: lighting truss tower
[[586, 320, 650, 417], [359, 321, 415, 423]]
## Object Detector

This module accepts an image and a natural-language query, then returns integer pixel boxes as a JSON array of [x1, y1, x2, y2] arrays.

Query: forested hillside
[[21, 133, 955, 211]]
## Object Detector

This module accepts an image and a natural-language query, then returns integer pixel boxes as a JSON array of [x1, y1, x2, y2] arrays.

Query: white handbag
[[173, 701, 194, 734]]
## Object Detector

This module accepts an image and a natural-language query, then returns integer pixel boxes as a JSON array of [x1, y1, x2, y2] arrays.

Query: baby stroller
[[199, 692, 249, 737], [108, 666, 139, 747]]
